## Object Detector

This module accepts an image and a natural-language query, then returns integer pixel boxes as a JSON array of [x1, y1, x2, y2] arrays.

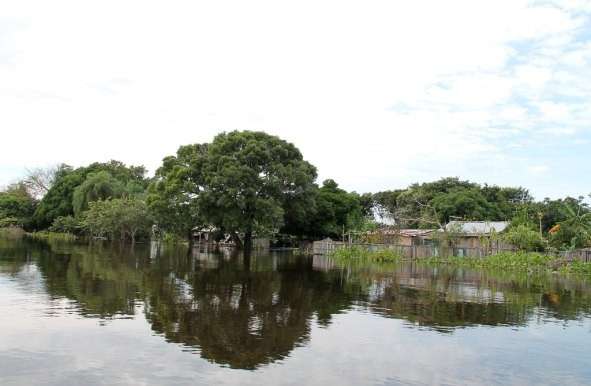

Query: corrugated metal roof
[[368, 228, 435, 237], [445, 221, 509, 235]]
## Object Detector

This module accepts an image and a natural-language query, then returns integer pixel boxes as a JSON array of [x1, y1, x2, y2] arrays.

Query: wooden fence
[[312, 239, 591, 262]]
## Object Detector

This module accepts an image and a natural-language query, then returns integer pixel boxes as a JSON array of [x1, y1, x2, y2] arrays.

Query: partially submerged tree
[[33, 161, 147, 229], [0, 183, 37, 229], [82, 198, 151, 242], [198, 131, 317, 251], [147, 144, 209, 242], [72, 171, 125, 216]]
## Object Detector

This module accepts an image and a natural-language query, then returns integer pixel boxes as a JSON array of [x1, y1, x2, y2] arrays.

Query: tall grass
[[26, 231, 78, 242], [0, 227, 25, 238], [329, 247, 591, 276], [424, 252, 556, 271], [328, 246, 401, 263]]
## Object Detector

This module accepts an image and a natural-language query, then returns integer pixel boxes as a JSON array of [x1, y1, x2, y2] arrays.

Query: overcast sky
[[1, 0, 590, 199]]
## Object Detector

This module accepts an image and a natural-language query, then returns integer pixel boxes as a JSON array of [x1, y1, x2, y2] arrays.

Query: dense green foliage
[[502, 224, 545, 252], [328, 246, 400, 262], [48, 215, 82, 235], [72, 171, 126, 216], [147, 144, 209, 241], [2, 132, 591, 251], [0, 183, 37, 228], [292, 179, 366, 239], [369, 177, 532, 227], [198, 131, 318, 249], [82, 198, 152, 242], [32, 161, 148, 229]]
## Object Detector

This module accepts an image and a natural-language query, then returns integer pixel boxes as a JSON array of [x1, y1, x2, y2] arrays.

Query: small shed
[[365, 228, 435, 246], [193, 226, 218, 244], [442, 221, 510, 249]]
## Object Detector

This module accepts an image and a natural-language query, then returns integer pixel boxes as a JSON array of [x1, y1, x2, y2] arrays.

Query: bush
[[49, 215, 82, 234], [503, 225, 545, 252], [328, 246, 401, 262], [549, 223, 591, 250], [0, 216, 21, 228]]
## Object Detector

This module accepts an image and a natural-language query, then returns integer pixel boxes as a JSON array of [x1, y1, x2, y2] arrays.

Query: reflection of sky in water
[[1, 241, 591, 386]]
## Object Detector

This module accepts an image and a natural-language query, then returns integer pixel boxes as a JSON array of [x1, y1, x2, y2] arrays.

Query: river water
[[1, 237, 590, 386]]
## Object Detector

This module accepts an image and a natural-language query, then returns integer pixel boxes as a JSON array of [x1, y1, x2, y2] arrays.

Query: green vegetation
[[424, 251, 591, 276], [424, 252, 556, 271], [370, 178, 531, 227], [26, 231, 78, 242], [0, 227, 25, 238], [147, 143, 209, 242], [82, 198, 152, 242], [197, 131, 318, 250], [328, 246, 401, 262], [369, 178, 591, 251], [328, 247, 591, 276], [502, 224, 545, 252], [2, 131, 591, 253], [0, 182, 36, 228]]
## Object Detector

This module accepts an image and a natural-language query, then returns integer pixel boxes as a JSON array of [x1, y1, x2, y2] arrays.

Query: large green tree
[[304, 179, 365, 239], [82, 197, 152, 242], [0, 183, 37, 228], [198, 131, 317, 250], [33, 160, 148, 229], [147, 144, 209, 241], [368, 177, 530, 228], [72, 171, 125, 216]]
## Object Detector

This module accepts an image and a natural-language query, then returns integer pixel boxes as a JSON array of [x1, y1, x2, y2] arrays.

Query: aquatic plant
[[423, 251, 591, 276], [328, 246, 401, 262], [26, 231, 78, 242], [0, 226, 25, 238]]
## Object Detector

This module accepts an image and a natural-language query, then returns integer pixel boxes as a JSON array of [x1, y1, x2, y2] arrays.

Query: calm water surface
[[1, 237, 591, 386]]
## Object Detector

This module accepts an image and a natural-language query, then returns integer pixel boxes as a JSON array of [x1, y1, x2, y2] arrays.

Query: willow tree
[[199, 131, 317, 251]]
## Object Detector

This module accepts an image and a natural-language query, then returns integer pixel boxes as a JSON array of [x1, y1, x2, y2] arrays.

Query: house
[[440, 221, 511, 249], [193, 226, 270, 250], [193, 226, 218, 244]]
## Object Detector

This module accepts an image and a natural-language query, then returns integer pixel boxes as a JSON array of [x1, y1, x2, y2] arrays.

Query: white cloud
[[0, 0, 590, 198]]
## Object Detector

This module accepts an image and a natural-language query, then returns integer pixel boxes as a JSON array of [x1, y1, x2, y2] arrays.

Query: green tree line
[[1, 131, 590, 250]]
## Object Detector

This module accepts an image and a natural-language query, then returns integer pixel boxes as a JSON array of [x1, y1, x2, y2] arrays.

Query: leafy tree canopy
[[367, 177, 532, 228], [147, 143, 209, 240], [33, 160, 148, 229], [0, 183, 37, 228], [198, 131, 317, 249]]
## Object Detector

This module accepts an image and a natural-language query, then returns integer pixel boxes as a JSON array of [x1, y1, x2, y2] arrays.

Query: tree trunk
[[231, 232, 243, 249], [187, 229, 194, 248], [244, 228, 253, 254]]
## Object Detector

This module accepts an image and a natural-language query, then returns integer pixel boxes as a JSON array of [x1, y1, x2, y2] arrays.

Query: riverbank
[[328, 247, 591, 275]]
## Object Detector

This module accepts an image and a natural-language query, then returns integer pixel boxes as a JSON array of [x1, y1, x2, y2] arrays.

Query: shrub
[[328, 246, 401, 262], [49, 215, 82, 235], [503, 225, 545, 252]]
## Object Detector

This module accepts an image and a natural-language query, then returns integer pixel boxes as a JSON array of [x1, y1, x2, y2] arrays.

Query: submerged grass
[[329, 247, 591, 276], [26, 231, 78, 242], [423, 252, 557, 271], [0, 227, 25, 238], [328, 246, 401, 263]]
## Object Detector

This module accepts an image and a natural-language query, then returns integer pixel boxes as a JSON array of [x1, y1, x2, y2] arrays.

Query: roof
[[368, 228, 435, 237], [192, 225, 217, 232], [445, 221, 509, 235]]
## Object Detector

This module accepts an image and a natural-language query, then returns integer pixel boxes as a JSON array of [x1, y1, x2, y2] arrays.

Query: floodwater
[[1, 237, 591, 386]]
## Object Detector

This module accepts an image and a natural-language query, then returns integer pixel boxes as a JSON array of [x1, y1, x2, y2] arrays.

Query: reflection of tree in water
[[2, 238, 591, 369], [336, 262, 591, 331], [20, 240, 148, 317], [145, 251, 352, 369]]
